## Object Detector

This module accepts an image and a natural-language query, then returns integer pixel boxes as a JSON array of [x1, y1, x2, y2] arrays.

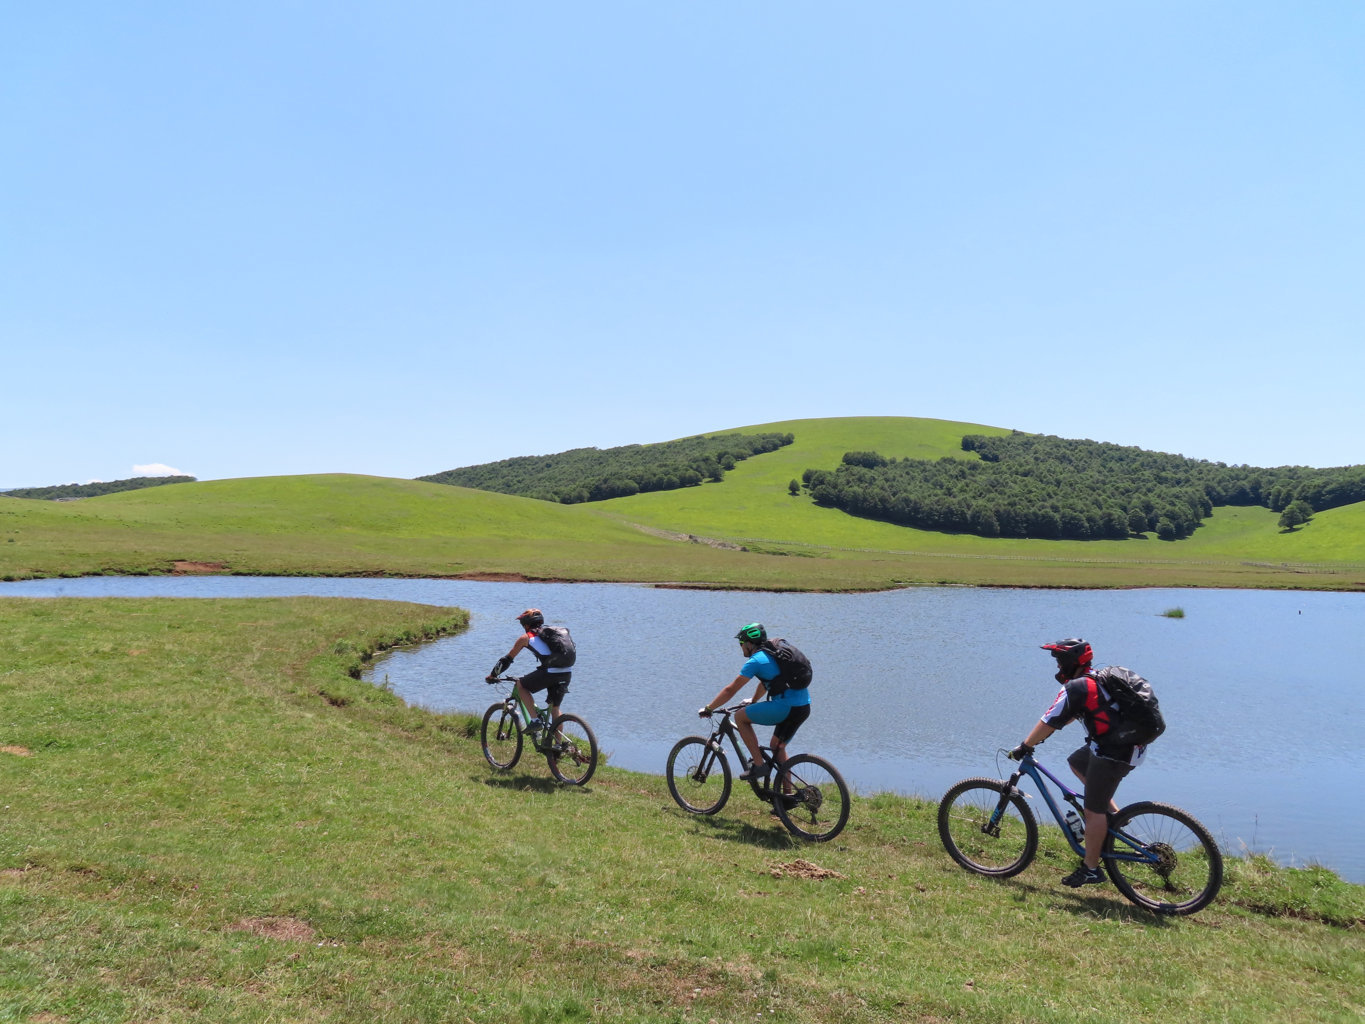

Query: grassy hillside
[[2, 598, 1361, 1022], [2, 418, 1362, 591]]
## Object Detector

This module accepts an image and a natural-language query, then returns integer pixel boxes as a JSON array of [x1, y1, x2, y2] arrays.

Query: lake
[[4, 575, 1362, 883]]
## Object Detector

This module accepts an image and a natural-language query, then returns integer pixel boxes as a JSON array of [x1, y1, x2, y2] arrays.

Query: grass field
[[2, 417, 1362, 591], [2, 599, 1361, 1023]]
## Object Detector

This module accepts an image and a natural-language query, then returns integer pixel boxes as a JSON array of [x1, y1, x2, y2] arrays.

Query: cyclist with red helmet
[[1009, 638, 1149, 888], [486, 608, 572, 738], [699, 623, 812, 781]]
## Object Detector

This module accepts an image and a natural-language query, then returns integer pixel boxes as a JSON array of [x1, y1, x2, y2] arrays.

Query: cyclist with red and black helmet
[[1009, 637, 1149, 889], [486, 608, 572, 737]]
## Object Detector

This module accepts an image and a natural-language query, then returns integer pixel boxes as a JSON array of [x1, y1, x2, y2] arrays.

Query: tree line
[[419, 432, 795, 504], [1, 476, 197, 501], [800, 432, 1365, 541]]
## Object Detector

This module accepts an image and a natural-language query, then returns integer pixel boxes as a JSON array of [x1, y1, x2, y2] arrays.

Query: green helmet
[[734, 622, 767, 643]]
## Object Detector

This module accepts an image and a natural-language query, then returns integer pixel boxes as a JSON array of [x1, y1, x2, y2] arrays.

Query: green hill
[[2, 418, 1362, 591]]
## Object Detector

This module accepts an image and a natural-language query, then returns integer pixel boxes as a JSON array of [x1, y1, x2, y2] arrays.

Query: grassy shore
[[1, 599, 1361, 1023]]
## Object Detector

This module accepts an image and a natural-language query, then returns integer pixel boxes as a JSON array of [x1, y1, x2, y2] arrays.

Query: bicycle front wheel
[[665, 736, 732, 815], [481, 703, 523, 770], [1104, 801, 1223, 915], [545, 713, 598, 785], [938, 778, 1038, 877], [773, 754, 850, 842]]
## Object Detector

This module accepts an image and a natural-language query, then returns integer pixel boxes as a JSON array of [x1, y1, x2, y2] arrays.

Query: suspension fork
[[984, 767, 1028, 837]]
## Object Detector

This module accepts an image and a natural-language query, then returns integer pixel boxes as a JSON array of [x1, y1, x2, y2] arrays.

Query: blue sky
[[4, 2, 1362, 487]]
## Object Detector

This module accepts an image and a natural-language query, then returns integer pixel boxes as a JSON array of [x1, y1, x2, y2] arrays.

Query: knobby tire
[[545, 713, 598, 786], [938, 777, 1039, 878], [772, 754, 851, 842], [480, 703, 523, 771], [665, 736, 732, 815], [1104, 800, 1223, 915]]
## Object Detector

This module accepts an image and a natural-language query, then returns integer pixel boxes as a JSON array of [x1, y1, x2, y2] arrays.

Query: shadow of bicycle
[[662, 805, 798, 850], [478, 773, 591, 795]]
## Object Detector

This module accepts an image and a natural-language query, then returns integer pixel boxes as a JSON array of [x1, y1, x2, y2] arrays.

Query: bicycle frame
[[699, 705, 780, 793], [490, 677, 540, 723], [488, 677, 555, 747], [1005, 753, 1164, 870]]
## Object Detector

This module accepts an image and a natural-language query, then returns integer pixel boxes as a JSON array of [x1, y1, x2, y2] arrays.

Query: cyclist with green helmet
[[699, 623, 812, 780]]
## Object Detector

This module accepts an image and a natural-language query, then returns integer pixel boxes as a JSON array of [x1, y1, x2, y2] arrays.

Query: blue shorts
[[744, 694, 811, 744]]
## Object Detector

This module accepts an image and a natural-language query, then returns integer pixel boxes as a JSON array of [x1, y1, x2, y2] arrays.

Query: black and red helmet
[[1041, 637, 1093, 677], [517, 608, 545, 631]]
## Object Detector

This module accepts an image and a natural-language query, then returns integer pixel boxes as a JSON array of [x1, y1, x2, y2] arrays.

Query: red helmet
[[1041, 638, 1092, 677], [517, 608, 544, 631]]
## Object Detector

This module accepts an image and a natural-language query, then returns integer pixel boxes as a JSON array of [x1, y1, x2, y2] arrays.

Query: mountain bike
[[665, 701, 850, 842], [480, 676, 599, 785], [938, 749, 1223, 915]]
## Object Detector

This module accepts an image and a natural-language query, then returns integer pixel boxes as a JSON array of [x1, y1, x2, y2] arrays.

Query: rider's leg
[[733, 708, 768, 764], [1070, 747, 1134, 870]]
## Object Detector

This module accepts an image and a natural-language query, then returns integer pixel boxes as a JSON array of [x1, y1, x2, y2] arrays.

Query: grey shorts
[[1067, 745, 1134, 813]]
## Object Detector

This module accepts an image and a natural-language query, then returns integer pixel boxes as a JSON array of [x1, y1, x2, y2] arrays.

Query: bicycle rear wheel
[[773, 754, 850, 842], [481, 703, 523, 770], [666, 737, 732, 814], [545, 713, 598, 785], [1104, 801, 1223, 915], [938, 778, 1038, 878]]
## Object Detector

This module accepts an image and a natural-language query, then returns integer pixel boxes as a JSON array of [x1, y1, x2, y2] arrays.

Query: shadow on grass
[[479, 773, 590, 795], [663, 806, 799, 850], [989, 873, 1181, 926]]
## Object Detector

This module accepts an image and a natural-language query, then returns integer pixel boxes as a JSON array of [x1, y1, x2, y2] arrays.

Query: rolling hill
[[2, 417, 1362, 591]]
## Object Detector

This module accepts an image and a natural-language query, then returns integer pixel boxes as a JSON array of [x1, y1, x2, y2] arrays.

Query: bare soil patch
[[768, 858, 846, 880], [1, 745, 32, 757], [172, 561, 226, 574], [229, 916, 316, 942]]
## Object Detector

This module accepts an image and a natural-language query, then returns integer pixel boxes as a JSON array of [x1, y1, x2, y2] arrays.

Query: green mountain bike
[[481, 676, 599, 786]]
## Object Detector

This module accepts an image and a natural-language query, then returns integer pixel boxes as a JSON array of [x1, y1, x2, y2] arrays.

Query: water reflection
[[3, 575, 1362, 883]]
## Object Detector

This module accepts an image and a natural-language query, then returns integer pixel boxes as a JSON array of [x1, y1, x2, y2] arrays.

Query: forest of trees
[[419, 432, 795, 504], [801, 432, 1365, 541], [1, 476, 197, 501]]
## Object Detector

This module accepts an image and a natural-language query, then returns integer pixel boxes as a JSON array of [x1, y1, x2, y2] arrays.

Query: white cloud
[[133, 463, 191, 478]]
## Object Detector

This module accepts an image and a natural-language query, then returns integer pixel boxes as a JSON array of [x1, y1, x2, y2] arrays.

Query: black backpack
[[535, 626, 577, 669], [762, 638, 812, 697], [1093, 666, 1165, 746]]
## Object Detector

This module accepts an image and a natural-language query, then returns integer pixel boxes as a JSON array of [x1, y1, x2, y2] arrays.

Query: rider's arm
[[1022, 720, 1056, 748], [703, 674, 752, 713], [487, 635, 531, 680]]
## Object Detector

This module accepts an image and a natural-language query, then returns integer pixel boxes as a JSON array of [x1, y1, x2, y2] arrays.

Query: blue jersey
[[741, 650, 811, 707]]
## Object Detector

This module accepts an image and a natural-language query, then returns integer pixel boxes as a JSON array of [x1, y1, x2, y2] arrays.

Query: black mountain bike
[[938, 750, 1223, 915], [480, 676, 599, 786], [666, 702, 850, 842]]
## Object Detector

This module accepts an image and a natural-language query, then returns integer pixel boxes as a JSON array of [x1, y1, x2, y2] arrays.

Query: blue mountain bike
[[938, 750, 1223, 915]]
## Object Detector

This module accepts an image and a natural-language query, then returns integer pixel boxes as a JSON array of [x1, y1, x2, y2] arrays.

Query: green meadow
[[2, 599, 1361, 1023], [2, 417, 1363, 591]]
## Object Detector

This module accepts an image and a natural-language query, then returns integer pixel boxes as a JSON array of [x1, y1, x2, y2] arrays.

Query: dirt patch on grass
[[768, 859, 846, 880], [1, 745, 32, 757], [229, 916, 316, 942], [172, 561, 226, 574]]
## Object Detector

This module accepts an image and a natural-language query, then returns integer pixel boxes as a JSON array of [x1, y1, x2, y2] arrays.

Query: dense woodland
[[802, 433, 1365, 541], [1, 476, 197, 501], [419, 432, 794, 504]]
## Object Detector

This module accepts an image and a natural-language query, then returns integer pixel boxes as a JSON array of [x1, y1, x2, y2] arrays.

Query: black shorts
[[1067, 745, 1134, 813], [771, 703, 811, 746], [520, 668, 570, 706]]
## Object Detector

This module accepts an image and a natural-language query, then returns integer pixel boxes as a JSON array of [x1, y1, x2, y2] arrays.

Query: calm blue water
[[4, 576, 1362, 883]]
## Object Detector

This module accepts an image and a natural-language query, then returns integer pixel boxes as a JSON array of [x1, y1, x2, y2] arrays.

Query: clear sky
[[4, 2, 1362, 488]]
